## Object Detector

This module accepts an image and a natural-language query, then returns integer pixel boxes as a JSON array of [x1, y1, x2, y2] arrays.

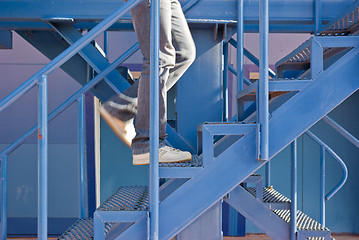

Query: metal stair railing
[[0, 0, 142, 238], [305, 130, 348, 226]]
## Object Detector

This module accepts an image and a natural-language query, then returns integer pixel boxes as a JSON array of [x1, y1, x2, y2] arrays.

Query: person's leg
[[131, 0, 175, 155], [166, 0, 196, 90]]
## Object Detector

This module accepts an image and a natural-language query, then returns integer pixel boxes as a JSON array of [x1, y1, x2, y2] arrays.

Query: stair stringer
[[112, 44, 359, 240], [269, 46, 359, 158], [155, 46, 359, 239], [225, 186, 290, 240]]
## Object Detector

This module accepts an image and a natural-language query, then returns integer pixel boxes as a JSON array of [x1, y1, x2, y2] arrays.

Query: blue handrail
[[305, 130, 348, 226], [306, 131, 348, 200], [323, 115, 359, 149], [0, 42, 139, 157], [0, 0, 141, 113]]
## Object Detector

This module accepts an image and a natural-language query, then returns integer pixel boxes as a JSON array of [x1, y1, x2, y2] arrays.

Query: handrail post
[[320, 146, 326, 226], [315, 0, 322, 34], [259, 0, 269, 160], [236, 0, 244, 93], [38, 74, 48, 240], [223, 41, 229, 122], [0, 155, 8, 240], [291, 139, 297, 240], [150, 0, 160, 237], [78, 94, 86, 219], [265, 161, 271, 187]]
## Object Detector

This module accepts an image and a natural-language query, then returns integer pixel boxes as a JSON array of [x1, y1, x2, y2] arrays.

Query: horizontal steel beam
[[0, 0, 355, 32]]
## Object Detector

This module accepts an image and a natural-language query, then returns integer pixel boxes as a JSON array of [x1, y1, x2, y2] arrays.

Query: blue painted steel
[[269, 47, 359, 160], [305, 131, 348, 201], [237, 0, 244, 92], [78, 94, 86, 219], [315, 0, 322, 33], [182, 0, 201, 12], [291, 139, 297, 240], [225, 186, 290, 239], [316, 0, 359, 34], [316, 36, 359, 48], [0, 0, 141, 113], [310, 38, 324, 79], [0, 78, 38, 114], [228, 65, 252, 86], [159, 167, 203, 179], [0, 0, 355, 32], [223, 41, 229, 121], [228, 38, 276, 78], [258, 0, 269, 160], [265, 162, 270, 187], [0, 30, 12, 49], [0, 155, 8, 240], [50, 22, 130, 94], [149, 0, 160, 237], [1, 42, 139, 157], [323, 115, 359, 148], [203, 123, 256, 136], [202, 126, 214, 167], [320, 145, 326, 226], [38, 74, 48, 240]]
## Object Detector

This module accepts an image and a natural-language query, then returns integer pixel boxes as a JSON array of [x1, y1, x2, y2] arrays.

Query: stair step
[[98, 186, 149, 212], [318, 3, 358, 36], [58, 218, 112, 240], [245, 187, 291, 204], [237, 80, 312, 101], [273, 209, 329, 232]]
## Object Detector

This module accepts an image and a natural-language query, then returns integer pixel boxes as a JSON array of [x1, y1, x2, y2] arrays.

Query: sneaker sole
[[133, 156, 192, 165], [99, 107, 132, 148]]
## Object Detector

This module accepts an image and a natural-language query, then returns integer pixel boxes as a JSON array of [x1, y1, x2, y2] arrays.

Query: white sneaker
[[99, 106, 136, 148], [133, 146, 192, 165]]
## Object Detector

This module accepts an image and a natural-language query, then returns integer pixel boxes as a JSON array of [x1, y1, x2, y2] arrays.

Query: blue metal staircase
[[0, 0, 358, 239]]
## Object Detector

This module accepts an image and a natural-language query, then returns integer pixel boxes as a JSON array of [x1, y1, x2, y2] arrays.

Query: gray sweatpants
[[117, 0, 196, 154]]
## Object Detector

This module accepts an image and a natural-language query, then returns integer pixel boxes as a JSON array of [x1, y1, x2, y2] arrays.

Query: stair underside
[[320, 7, 358, 36], [245, 187, 291, 204], [273, 209, 329, 232]]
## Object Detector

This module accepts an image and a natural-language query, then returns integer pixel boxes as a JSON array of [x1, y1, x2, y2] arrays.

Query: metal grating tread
[[273, 209, 330, 231], [245, 187, 291, 204], [98, 186, 149, 211], [307, 238, 335, 240], [58, 218, 113, 240], [159, 154, 202, 167]]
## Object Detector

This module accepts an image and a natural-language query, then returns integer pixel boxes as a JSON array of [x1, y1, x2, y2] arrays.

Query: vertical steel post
[[223, 41, 229, 122], [150, 0, 160, 237], [291, 139, 297, 240], [259, 0, 269, 160], [78, 94, 86, 219], [265, 161, 271, 187], [315, 0, 322, 33], [0, 155, 8, 240], [104, 31, 109, 58], [38, 74, 48, 240], [320, 146, 326, 226], [236, 0, 244, 93]]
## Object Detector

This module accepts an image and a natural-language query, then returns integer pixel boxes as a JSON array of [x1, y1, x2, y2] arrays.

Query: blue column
[[150, 0, 160, 237], [38, 74, 48, 240], [320, 146, 325, 226], [265, 162, 271, 187], [78, 94, 86, 219], [315, 0, 322, 33], [291, 139, 297, 240], [236, 0, 244, 93], [258, 0, 269, 160], [223, 41, 229, 122], [0, 155, 8, 240]]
